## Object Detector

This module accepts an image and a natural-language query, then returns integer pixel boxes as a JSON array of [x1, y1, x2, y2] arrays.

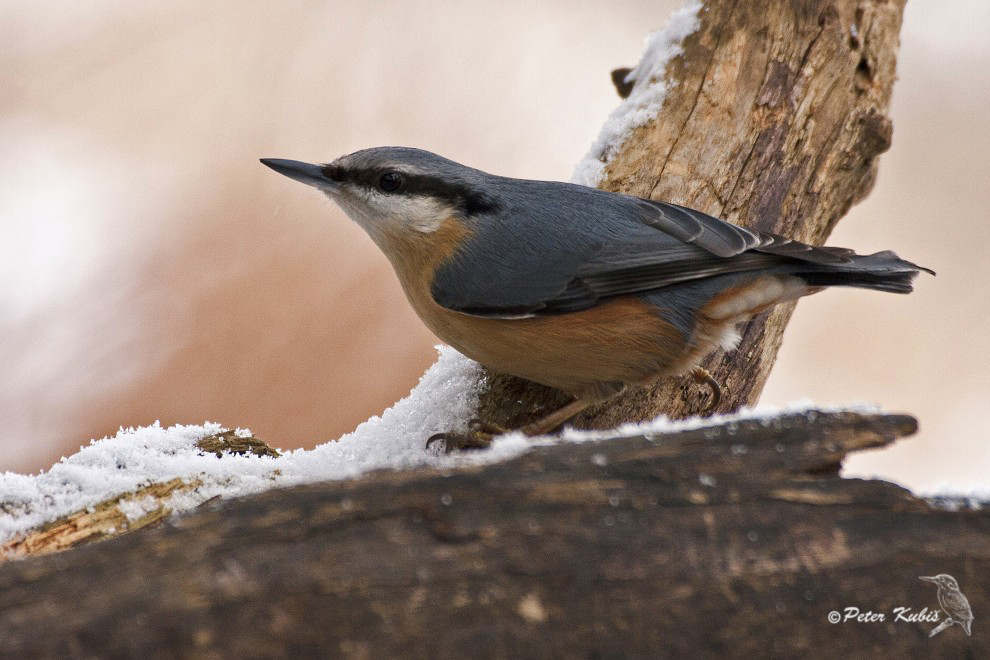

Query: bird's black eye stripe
[[321, 164, 345, 182], [378, 171, 403, 193], [332, 165, 500, 215]]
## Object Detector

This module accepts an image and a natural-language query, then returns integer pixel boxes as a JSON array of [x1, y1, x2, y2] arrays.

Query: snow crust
[[0, 346, 481, 541], [571, 1, 703, 187]]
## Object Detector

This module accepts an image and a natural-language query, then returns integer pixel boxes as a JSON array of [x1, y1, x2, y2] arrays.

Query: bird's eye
[[378, 171, 403, 193]]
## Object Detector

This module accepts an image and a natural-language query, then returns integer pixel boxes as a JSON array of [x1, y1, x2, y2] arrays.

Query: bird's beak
[[260, 158, 335, 190], [919, 576, 937, 583]]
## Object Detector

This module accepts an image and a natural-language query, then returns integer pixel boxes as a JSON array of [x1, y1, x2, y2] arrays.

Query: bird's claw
[[426, 430, 495, 453], [426, 419, 507, 453], [691, 367, 723, 415]]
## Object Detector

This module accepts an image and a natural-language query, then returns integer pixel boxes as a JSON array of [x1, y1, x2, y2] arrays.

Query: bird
[[261, 147, 932, 449], [921, 574, 973, 636]]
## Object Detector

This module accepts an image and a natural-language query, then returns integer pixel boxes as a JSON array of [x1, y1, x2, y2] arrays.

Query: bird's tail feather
[[792, 250, 933, 294]]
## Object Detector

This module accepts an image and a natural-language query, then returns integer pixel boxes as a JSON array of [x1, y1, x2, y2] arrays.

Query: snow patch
[[571, 1, 703, 187], [918, 489, 990, 509], [116, 495, 161, 522], [0, 346, 490, 542], [924, 495, 987, 512]]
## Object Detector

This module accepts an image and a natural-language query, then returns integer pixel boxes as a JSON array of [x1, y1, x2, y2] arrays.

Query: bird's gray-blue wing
[[430, 181, 852, 318], [942, 589, 973, 620]]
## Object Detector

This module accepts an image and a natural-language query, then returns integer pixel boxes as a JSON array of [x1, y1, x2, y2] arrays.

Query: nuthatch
[[261, 147, 932, 448]]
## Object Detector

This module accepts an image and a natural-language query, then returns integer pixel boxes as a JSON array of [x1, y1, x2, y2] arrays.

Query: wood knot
[[611, 67, 635, 99], [196, 430, 281, 458], [855, 55, 874, 90], [854, 109, 893, 157]]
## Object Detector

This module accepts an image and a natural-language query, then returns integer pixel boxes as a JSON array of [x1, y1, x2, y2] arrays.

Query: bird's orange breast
[[375, 217, 692, 399]]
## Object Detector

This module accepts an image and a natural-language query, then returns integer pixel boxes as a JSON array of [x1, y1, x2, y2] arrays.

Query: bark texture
[[0, 411, 986, 658], [478, 0, 907, 431]]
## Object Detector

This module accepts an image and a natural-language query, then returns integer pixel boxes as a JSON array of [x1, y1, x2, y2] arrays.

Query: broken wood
[[0, 410, 985, 657], [0, 430, 282, 560], [0, 477, 195, 560], [478, 0, 909, 431]]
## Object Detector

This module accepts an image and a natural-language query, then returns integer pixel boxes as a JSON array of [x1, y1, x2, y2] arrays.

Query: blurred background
[[1, 1, 987, 491]]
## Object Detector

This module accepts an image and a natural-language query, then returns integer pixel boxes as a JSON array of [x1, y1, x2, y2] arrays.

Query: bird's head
[[920, 575, 960, 590], [261, 147, 499, 248]]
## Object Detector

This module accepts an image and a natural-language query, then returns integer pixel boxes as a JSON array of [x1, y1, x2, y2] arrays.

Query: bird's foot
[[690, 367, 724, 415], [426, 419, 508, 453]]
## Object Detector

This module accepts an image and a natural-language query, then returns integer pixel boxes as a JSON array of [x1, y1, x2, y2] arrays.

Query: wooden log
[[478, 0, 909, 431], [0, 410, 985, 657]]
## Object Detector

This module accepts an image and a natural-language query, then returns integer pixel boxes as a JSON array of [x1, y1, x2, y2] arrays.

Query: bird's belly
[[415, 295, 694, 398], [383, 232, 736, 399]]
